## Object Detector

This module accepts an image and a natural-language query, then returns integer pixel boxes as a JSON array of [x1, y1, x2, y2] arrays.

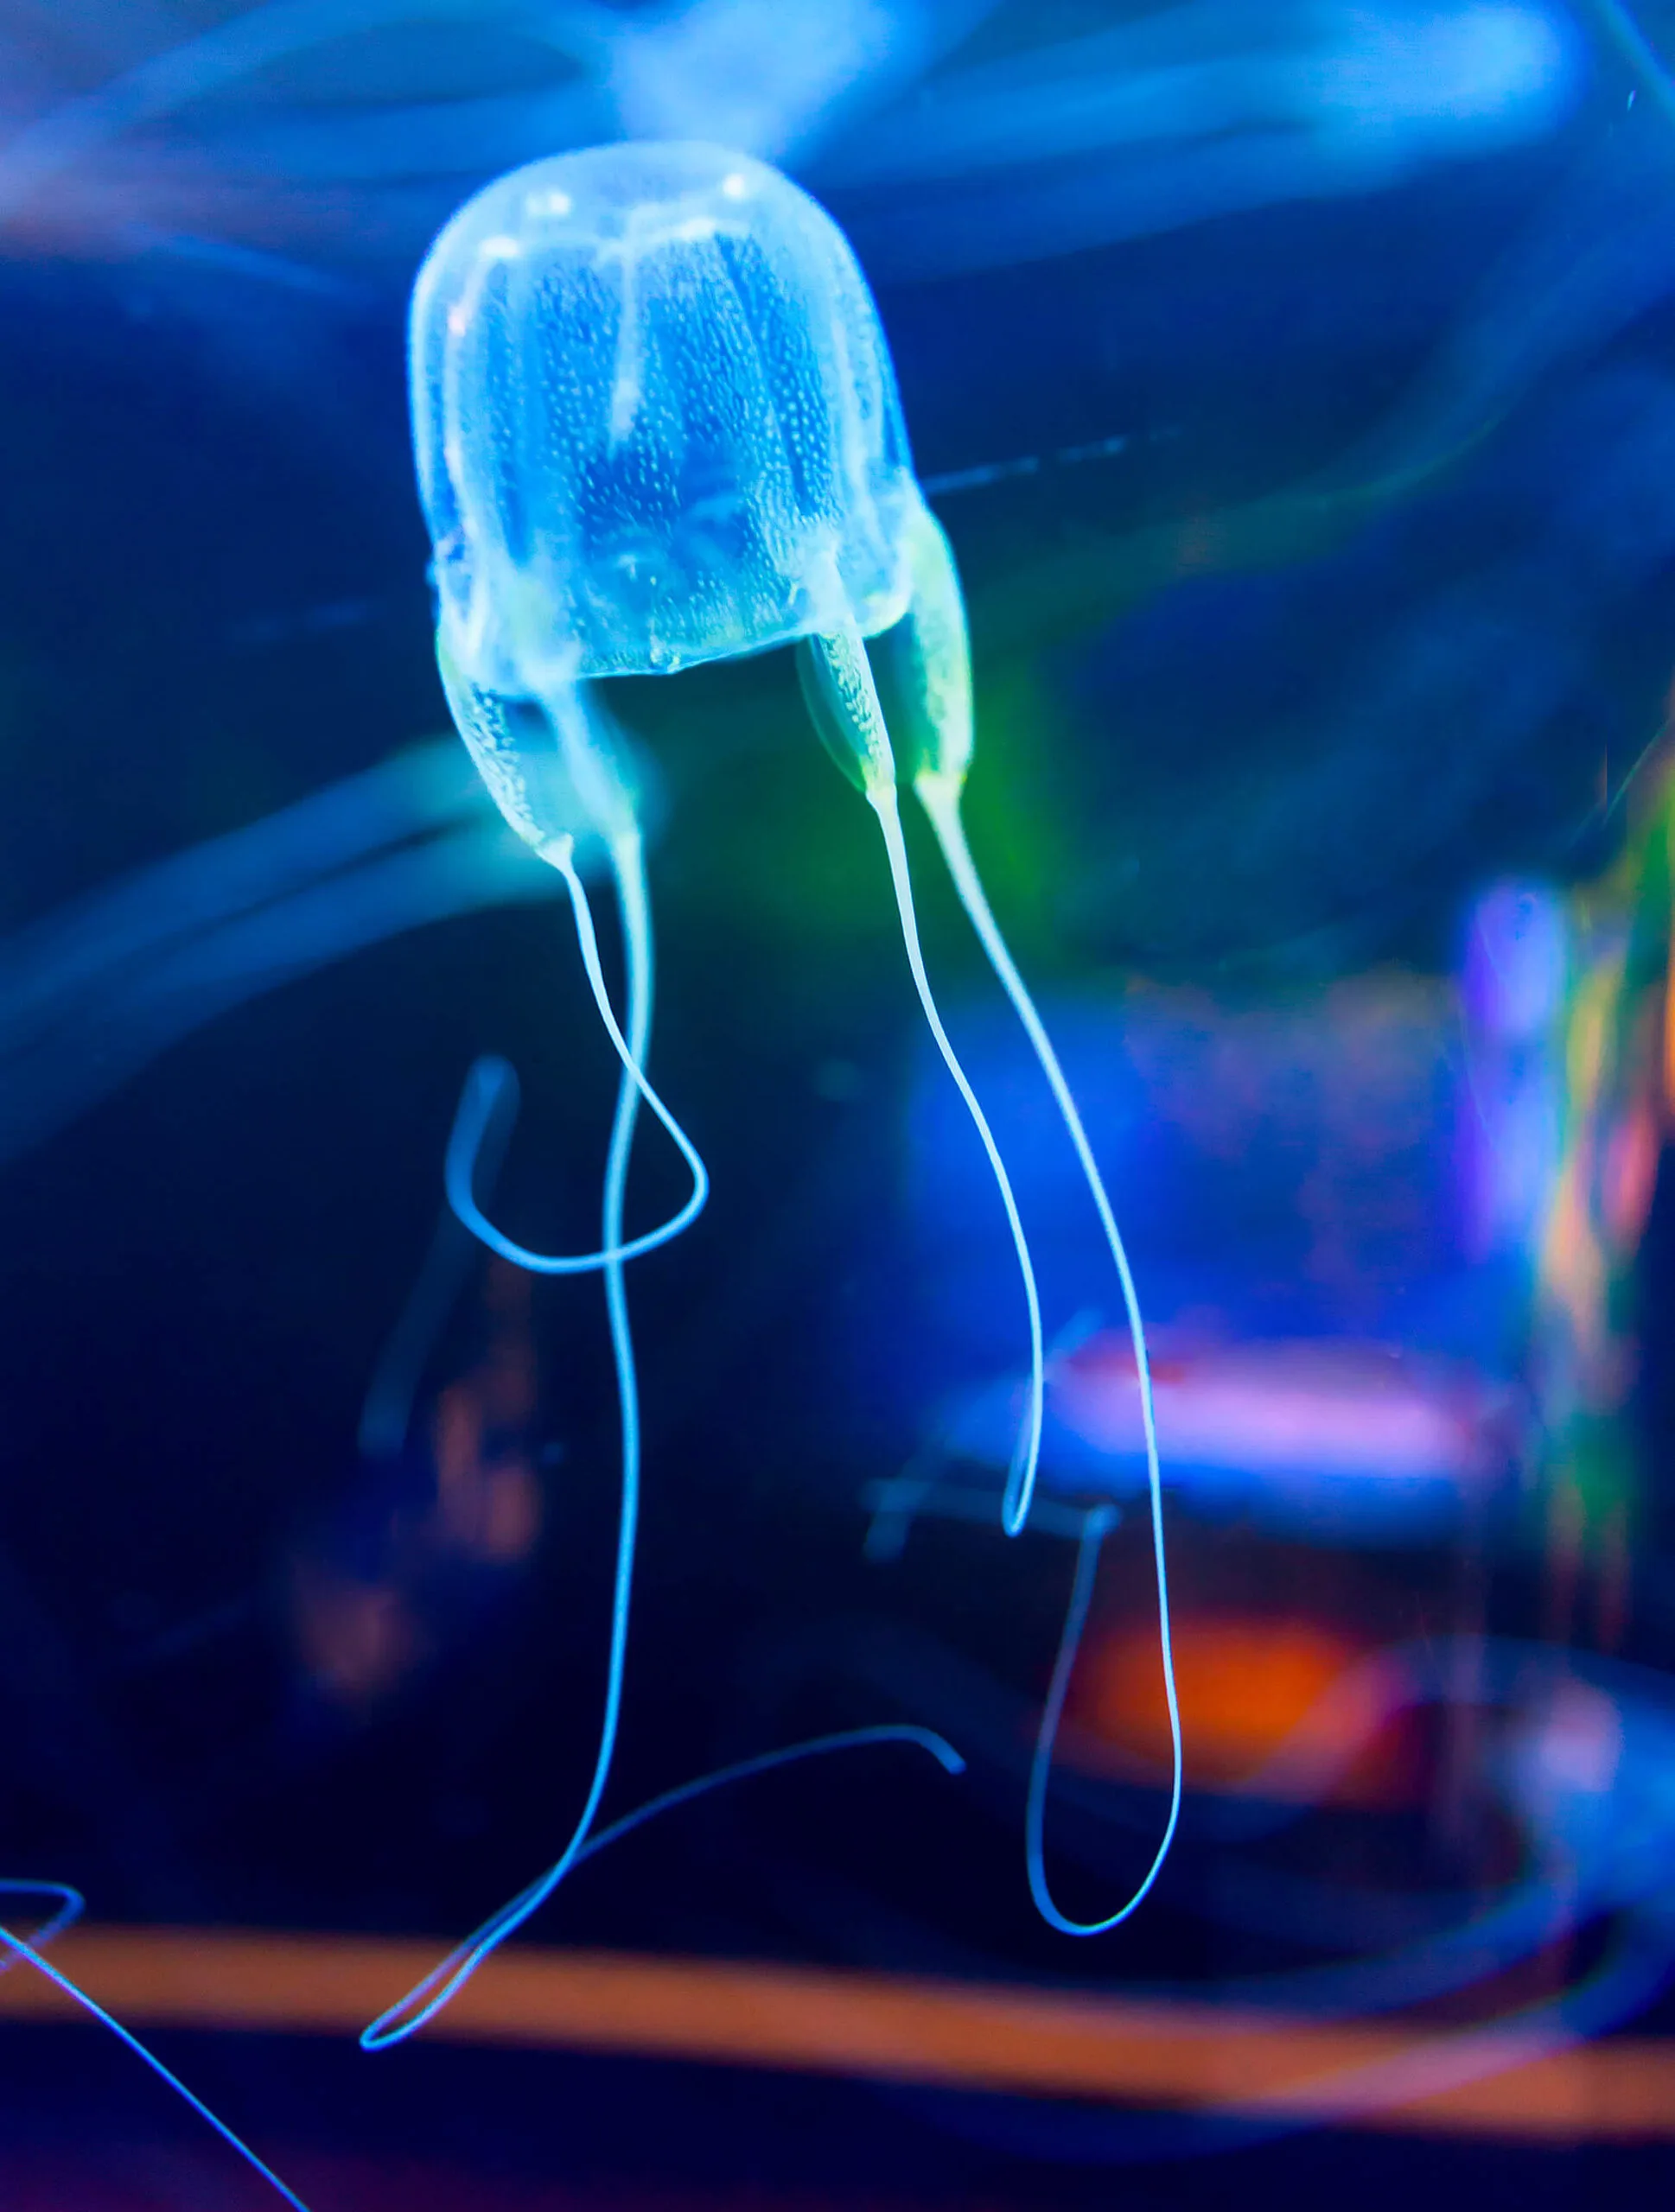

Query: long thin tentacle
[[917, 772, 1181, 1934], [799, 621, 1046, 1536], [366, 823, 659, 2048], [0, 1882, 310, 2211], [867, 783, 1045, 1532], [363, 1724, 963, 2048], [445, 830, 709, 1273]]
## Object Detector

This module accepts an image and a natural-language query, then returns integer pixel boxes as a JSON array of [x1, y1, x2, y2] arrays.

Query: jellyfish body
[[411, 141, 1047, 1500], [414, 140, 921, 692], [394, 140, 1180, 2021]]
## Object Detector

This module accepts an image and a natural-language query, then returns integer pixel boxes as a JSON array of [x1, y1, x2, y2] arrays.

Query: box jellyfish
[[392, 139, 1181, 2022]]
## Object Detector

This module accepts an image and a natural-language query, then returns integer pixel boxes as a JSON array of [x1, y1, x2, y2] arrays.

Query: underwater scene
[[3, 1, 1675, 2206]]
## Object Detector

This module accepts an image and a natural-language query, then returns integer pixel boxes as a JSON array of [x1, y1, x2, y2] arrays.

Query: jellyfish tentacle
[[368, 823, 656, 2050], [799, 618, 1045, 1537], [868, 786, 1044, 1533], [0, 1887, 310, 2211], [892, 512, 1182, 1928], [913, 772, 1183, 1927], [1022, 1503, 1180, 1937], [374, 758, 696, 2047], [362, 1723, 964, 2047], [445, 830, 708, 1273], [0, 1876, 82, 1963], [440, 669, 704, 1271], [914, 774, 1181, 1856], [584, 817, 651, 2018], [599, 824, 651, 1815]]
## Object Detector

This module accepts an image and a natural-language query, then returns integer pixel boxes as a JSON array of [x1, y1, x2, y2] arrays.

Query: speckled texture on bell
[[411, 141, 924, 693]]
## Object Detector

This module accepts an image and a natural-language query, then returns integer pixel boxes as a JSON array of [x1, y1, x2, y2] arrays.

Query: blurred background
[[2, 0, 1675, 2204]]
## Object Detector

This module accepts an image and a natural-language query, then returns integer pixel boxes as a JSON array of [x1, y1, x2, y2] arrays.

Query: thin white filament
[[916, 768, 1181, 1936], [863, 774, 1045, 1537], [366, 823, 654, 2047], [445, 829, 708, 1272]]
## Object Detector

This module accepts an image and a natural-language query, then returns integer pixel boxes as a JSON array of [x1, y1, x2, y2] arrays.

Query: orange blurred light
[[1067, 1614, 1414, 1807], [1, 1928, 1672, 2141]]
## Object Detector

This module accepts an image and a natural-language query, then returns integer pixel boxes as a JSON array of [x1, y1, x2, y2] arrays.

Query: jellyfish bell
[[412, 142, 924, 690], [391, 138, 1181, 2035]]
